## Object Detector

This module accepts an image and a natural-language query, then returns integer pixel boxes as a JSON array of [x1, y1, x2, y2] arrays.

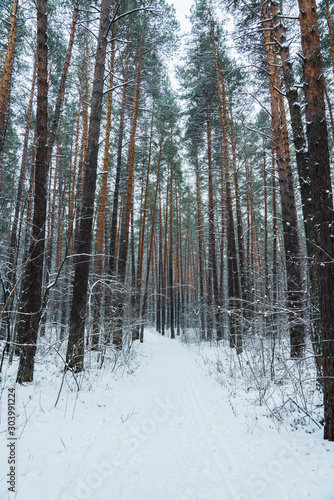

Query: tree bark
[[16, 0, 48, 383], [139, 133, 163, 342], [66, 0, 112, 372], [262, 0, 306, 358], [195, 149, 206, 340], [108, 35, 129, 277], [206, 106, 222, 341], [133, 112, 155, 341], [272, 0, 322, 375], [169, 160, 175, 339], [211, 25, 241, 349], [297, 0, 334, 441], [112, 32, 144, 349], [92, 24, 117, 348], [0, 0, 18, 153]]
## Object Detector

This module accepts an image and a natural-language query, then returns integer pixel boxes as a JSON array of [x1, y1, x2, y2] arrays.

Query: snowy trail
[[60, 330, 255, 500], [1, 329, 334, 500]]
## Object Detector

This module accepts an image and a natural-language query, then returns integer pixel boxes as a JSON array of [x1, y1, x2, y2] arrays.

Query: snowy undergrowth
[[182, 328, 323, 435], [0, 330, 143, 448], [0, 332, 145, 499]]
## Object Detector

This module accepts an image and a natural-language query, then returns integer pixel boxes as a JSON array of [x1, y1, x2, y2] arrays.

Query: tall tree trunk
[[262, 0, 306, 358], [194, 149, 206, 339], [92, 25, 117, 347], [133, 112, 155, 340], [0, 0, 18, 153], [211, 19, 241, 349], [75, 27, 90, 214], [113, 33, 144, 349], [108, 38, 130, 276], [139, 134, 163, 342], [66, 0, 112, 372], [297, 0, 334, 441], [272, 0, 322, 374], [16, 0, 48, 384], [206, 106, 222, 341], [68, 84, 82, 248], [263, 146, 269, 297], [157, 185, 164, 334], [95, 25, 116, 275], [271, 145, 279, 378], [175, 182, 182, 336], [221, 79, 241, 353], [230, 106, 247, 314], [169, 160, 175, 339]]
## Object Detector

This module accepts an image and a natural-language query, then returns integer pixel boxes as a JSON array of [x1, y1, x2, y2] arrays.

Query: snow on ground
[[1, 329, 334, 500]]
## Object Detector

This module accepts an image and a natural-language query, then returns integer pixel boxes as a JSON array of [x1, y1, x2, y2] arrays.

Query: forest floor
[[1, 328, 334, 500]]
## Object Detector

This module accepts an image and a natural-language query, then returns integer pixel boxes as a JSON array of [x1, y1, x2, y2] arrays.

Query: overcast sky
[[164, 0, 194, 89], [167, 0, 193, 34]]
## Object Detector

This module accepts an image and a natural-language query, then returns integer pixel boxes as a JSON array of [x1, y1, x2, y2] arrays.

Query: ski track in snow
[[1, 329, 334, 500]]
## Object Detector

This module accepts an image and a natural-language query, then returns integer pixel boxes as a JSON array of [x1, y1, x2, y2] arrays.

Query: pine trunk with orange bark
[[271, 0, 322, 374], [194, 149, 206, 339], [108, 38, 130, 277], [262, 1, 305, 358], [169, 161, 175, 339], [230, 106, 248, 314], [0, 0, 18, 153], [92, 25, 117, 348], [139, 133, 163, 342], [112, 33, 144, 349]]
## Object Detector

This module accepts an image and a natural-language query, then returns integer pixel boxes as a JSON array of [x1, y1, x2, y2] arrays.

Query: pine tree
[[16, 0, 48, 383], [297, 0, 334, 441], [66, 0, 112, 371]]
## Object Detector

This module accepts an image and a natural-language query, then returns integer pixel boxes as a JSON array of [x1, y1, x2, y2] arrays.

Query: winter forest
[[0, 0, 334, 498]]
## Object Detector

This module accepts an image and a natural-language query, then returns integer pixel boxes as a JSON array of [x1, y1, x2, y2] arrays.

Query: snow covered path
[[64, 330, 254, 500], [1, 329, 334, 500]]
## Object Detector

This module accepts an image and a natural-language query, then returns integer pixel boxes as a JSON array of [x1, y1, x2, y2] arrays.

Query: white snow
[[1, 329, 334, 500]]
